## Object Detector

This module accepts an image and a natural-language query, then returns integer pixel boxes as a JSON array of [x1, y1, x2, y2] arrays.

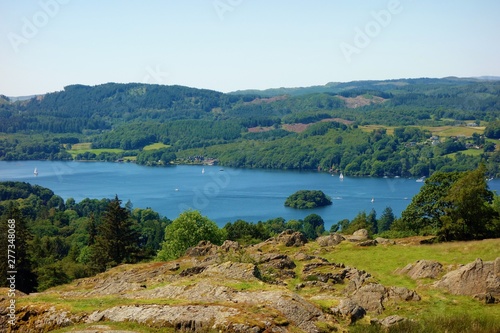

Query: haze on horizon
[[1, 0, 500, 97]]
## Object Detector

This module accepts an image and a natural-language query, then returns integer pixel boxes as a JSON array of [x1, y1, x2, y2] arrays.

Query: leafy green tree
[[91, 195, 139, 271], [262, 217, 287, 236], [157, 211, 226, 261], [394, 171, 462, 235], [285, 219, 304, 232], [343, 211, 375, 235], [224, 219, 270, 245], [438, 165, 498, 240], [303, 213, 325, 239]]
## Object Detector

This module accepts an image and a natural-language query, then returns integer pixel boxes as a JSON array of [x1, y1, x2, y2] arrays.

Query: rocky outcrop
[[202, 261, 261, 281], [371, 315, 408, 329], [375, 237, 396, 245], [343, 267, 372, 294], [184, 240, 220, 257], [256, 253, 296, 280], [317, 234, 344, 247], [349, 283, 420, 314], [0, 305, 85, 333], [87, 304, 239, 331], [275, 229, 308, 247], [358, 240, 377, 247], [348, 229, 369, 242], [433, 258, 500, 298], [331, 299, 366, 324], [397, 260, 443, 279]]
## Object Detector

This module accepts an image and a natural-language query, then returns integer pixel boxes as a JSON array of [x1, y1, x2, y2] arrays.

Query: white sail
[[34, 168, 38, 176]]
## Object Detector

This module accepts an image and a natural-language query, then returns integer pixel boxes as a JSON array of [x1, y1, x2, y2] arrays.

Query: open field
[[66, 143, 124, 158], [428, 126, 485, 137], [143, 142, 171, 150], [359, 125, 485, 138]]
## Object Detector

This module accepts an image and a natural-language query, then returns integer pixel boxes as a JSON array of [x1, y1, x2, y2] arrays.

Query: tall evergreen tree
[[0, 203, 37, 293], [91, 195, 139, 271], [377, 207, 395, 233]]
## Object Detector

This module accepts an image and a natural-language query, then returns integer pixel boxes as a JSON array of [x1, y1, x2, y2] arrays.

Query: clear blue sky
[[1, 0, 499, 96]]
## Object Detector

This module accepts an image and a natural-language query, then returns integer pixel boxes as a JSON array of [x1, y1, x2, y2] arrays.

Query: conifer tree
[[91, 195, 139, 271], [0, 202, 37, 293]]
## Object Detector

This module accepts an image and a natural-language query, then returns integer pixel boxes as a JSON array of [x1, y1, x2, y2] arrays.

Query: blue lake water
[[1, 161, 499, 229]]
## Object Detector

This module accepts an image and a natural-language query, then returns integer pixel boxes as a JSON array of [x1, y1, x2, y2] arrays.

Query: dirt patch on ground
[[321, 118, 354, 125], [244, 95, 288, 105], [247, 126, 274, 133], [338, 95, 387, 108], [282, 123, 310, 133]]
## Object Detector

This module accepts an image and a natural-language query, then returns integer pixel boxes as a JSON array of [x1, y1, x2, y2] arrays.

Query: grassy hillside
[[9, 236, 500, 333]]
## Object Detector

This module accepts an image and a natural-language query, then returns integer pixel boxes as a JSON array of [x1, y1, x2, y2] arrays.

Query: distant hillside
[[1, 78, 500, 176], [229, 77, 499, 97]]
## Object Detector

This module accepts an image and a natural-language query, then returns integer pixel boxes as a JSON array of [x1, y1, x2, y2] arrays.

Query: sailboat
[[339, 172, 344, 180], [202, 168, 205, 174], [34, 168, 38, 176]]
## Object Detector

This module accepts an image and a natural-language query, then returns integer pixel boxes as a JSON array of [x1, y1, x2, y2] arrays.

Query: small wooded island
[[284, 190, 332, 209]]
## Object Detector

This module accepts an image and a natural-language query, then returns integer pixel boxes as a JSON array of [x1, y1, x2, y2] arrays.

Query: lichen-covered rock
[[371, 315, 408, 328], [0, 305, 85, 333], [184, 240, 219, 257], [374, 237, 396, 245], [87, 304, 239, 331], [397, 260, 443, 279], [317, 234, 344, 247], [331, 299, 366, 324], [202, 261, 261, 281], [358, 240, 377, 247], [388, 286, 421, 301], [433, 258, 500, 297], [351, 283, 386, 313], [275, 229, 308, 247]]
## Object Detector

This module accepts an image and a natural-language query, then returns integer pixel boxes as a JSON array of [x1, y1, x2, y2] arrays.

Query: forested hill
[[1, 78, 500, 177], [229, 77, 500, 97]]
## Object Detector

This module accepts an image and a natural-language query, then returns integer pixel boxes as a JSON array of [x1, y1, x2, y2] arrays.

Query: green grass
[[143, 142, 171, 150], [16, 293, 185, 313], [313, 238, 500, 331], [445, 149, 484, 158], [67, 142, 124, 158], [320, 239, 499, 287], [427, 125, 484, 137]]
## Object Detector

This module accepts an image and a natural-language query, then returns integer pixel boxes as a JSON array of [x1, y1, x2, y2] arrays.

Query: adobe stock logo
[[213, 0, 243, 21], [177, 168, 240, 213], [339, 0, 403, 64], [7, 0, 70, 53]]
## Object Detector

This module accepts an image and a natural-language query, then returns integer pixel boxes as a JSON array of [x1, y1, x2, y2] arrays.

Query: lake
[[1, 161, 499, 229]]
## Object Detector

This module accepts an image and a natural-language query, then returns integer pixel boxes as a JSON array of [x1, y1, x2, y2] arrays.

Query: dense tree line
[[180, 126, 494, 177], [0, 182, 170, 292]]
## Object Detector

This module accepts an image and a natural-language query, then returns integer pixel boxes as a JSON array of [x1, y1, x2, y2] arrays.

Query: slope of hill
[[3, 233, 499, 332]]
